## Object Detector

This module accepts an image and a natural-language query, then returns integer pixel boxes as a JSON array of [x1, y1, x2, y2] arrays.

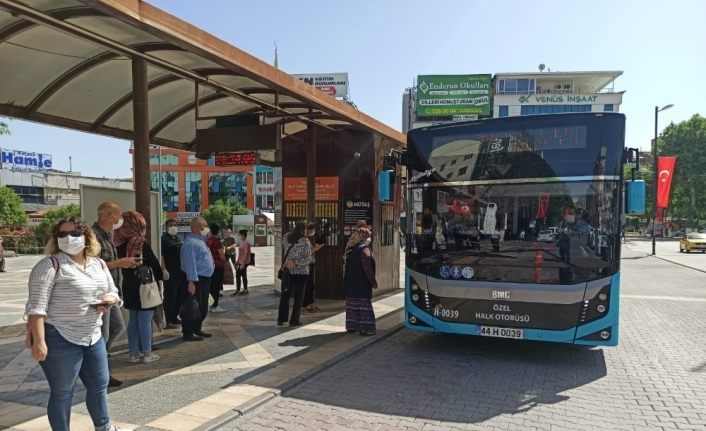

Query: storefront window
[[208, 172, 247, 206], [150, 171, 179, 212], [185, 172, 202, 212]]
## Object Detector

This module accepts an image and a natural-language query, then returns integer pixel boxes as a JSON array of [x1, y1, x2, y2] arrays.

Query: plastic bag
[[179, 294, 201, 323]]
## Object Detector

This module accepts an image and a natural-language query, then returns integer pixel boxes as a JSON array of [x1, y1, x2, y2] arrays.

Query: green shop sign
[[417, 74, 491, 117]]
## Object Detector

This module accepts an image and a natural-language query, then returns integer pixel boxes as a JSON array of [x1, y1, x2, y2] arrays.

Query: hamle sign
[[1, 148, 53, 170]]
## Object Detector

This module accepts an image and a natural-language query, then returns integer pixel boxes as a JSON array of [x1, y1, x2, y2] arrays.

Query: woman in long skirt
[[343, 227, 377, 335]]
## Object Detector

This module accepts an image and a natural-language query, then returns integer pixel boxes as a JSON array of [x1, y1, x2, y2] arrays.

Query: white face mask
[[201, 227, 210, 237], [58, 235, 86, 256], [167, 226, 178, 236], [365, 238, 372, 246], [112, 217, 124, 231]]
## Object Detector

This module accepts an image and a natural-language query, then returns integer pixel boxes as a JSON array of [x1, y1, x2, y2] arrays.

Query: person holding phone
[[114, 211, 163, 363], [25, 216, 123, 431]]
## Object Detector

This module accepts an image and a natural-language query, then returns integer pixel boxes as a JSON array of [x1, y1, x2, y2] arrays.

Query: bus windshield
[[407, 179, 621, 284], [405, 113, 625, 285]]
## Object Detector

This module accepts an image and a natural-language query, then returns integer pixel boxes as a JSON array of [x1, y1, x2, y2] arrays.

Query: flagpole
[[652, 103, 674, 255]]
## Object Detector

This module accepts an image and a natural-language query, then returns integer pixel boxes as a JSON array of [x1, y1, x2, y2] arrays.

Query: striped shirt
[[25, 252, 120, 346]]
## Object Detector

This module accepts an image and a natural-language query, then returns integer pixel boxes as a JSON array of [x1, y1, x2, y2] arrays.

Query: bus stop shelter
[[0, 0, 406, 297]]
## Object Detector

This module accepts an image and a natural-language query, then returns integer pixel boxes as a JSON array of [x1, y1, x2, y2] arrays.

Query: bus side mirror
[[378, 170, 394, 202], [625, 180, 645, 214]]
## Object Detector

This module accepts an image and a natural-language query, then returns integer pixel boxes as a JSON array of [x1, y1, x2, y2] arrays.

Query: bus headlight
[[409, 315, 417, 324], [597, 305, 606, 313], [598, 293, 607, 301], [411, 283, 419, 291], [600, 330, 610, 340], [412, 294, 419, 301]]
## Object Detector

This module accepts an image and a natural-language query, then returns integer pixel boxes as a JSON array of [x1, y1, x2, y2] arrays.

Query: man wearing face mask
[[92, 202, 140, 387], [161, 219, 185, 327], [179, 217, 215, 341]]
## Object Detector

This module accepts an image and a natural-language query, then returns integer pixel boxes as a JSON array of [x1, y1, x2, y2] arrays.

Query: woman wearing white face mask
[[342, 227, 378, 336], [25, 216, 123, 431]]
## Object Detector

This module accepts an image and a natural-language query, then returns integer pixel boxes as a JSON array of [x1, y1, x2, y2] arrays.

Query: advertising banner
[[342, 198, 372, 237], [215, 152, 257, 166], [1, 148, 53, 170], [284, 177, 339, 201], [656, 156, 677, 208], [417, 74, 491, 117], [294, 73, 349, 98]]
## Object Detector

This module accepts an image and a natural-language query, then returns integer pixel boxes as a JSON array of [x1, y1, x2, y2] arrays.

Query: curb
[[624, 244, 706, 274], [197, 310, 404, 431]]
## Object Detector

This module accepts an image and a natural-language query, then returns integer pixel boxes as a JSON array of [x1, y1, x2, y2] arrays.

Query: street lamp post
[[652, 104, 674, 255]]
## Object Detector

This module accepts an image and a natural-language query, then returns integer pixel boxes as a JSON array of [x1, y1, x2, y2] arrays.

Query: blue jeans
[[39, 324, 112, 431], [127, 309, 154, 355]]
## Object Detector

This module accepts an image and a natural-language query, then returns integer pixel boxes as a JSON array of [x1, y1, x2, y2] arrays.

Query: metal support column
[[132, 58, 151, 241], [306, 123, 317, 223]]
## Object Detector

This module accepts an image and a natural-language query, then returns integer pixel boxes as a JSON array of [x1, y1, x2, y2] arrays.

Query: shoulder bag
[[277, 244, 295, 280], [137, 265, 163, 308]]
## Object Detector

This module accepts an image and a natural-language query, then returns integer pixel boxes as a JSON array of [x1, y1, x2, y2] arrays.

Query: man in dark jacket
[[161, 218, 186, 327]]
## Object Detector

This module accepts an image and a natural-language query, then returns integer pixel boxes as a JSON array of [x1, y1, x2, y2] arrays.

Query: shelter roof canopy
[[0, 0, 405, 159]]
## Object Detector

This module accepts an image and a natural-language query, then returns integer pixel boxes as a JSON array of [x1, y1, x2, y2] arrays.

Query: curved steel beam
[[25, 42, 182, 115], [91, 66, 246, 129], [149, 92, 229, 138], [91, 73, 182, 130], [0, 6, 103, 42]]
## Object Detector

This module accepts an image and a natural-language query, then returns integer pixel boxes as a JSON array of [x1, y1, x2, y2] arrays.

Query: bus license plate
[[478, 326, 523, 339]]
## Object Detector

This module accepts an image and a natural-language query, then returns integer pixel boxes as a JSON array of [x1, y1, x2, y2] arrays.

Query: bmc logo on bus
[[492, 291, 511, 300]]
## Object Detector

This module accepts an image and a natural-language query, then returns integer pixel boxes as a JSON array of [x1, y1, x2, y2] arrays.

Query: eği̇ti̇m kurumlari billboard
[[416, 74, 491, 117]]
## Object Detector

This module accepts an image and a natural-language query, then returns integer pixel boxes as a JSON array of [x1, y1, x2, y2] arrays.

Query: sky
[[1, 0, 705, 178]]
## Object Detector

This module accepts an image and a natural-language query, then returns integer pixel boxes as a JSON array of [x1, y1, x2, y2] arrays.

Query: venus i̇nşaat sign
[[284, 177, 339, 201]]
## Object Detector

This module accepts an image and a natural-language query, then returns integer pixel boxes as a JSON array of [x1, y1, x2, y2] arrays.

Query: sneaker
[[231, 291, 240, 296], [195, 330, 212, 338], [142, 352, 160, 363], [211, 305, 226, 313], [183, 334, 203, 341], [241, 290, 249, 295], [127, 353, 142, 363], [108, 376, 122, 387]]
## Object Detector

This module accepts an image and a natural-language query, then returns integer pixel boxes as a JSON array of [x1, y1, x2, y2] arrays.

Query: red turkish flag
[[536, 193, 550, 219], [656, 156, 677, 208]]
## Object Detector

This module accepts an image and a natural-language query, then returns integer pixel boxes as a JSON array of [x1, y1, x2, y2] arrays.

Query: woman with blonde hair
[[342, 227, 378, 335], [114, 211, 163, 363], [25, 216, 123, 431]]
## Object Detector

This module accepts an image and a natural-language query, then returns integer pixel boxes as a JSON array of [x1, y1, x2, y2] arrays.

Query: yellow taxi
[[679, 232, 706, 253]]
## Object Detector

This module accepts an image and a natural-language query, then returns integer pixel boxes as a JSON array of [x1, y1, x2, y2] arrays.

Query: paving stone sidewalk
[[0, 286, 404, 431]]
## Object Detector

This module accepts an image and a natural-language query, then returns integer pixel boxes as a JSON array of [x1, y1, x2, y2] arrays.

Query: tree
[[202, 199, 249, 230], [0, 187, 29, 227], [0, 120, 9, 135], [34, 204, 81, 242], [660, 114, 706, 224]]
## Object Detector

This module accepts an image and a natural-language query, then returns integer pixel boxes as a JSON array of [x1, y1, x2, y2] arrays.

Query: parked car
[[671, 229, 687, 238], [679, 232, 706, 253], [537, 230, 555, 242]]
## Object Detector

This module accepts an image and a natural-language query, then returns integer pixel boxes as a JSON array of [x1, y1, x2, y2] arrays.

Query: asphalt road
[[218, 245, 706, 431]]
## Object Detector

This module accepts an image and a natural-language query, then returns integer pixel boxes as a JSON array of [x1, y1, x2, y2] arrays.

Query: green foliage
[[202, 199, 249, 230], [0, 121, 9, 135], [0, 187, 29, 227], [659, 114, 706, 224], [34, 204, 81, 243]]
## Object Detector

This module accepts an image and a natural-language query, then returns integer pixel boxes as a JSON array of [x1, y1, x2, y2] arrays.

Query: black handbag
[[277, 244, 294, 280], [178, 294, 201, 323], [249, 252, 255, 266]]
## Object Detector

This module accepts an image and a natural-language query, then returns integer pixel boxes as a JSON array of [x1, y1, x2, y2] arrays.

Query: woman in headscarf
[[342, 227, 377, 335], [114, 211, 163, 363]]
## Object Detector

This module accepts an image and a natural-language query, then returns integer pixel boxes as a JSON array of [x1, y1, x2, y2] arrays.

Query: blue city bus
[[403, 113, 625, 346]]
